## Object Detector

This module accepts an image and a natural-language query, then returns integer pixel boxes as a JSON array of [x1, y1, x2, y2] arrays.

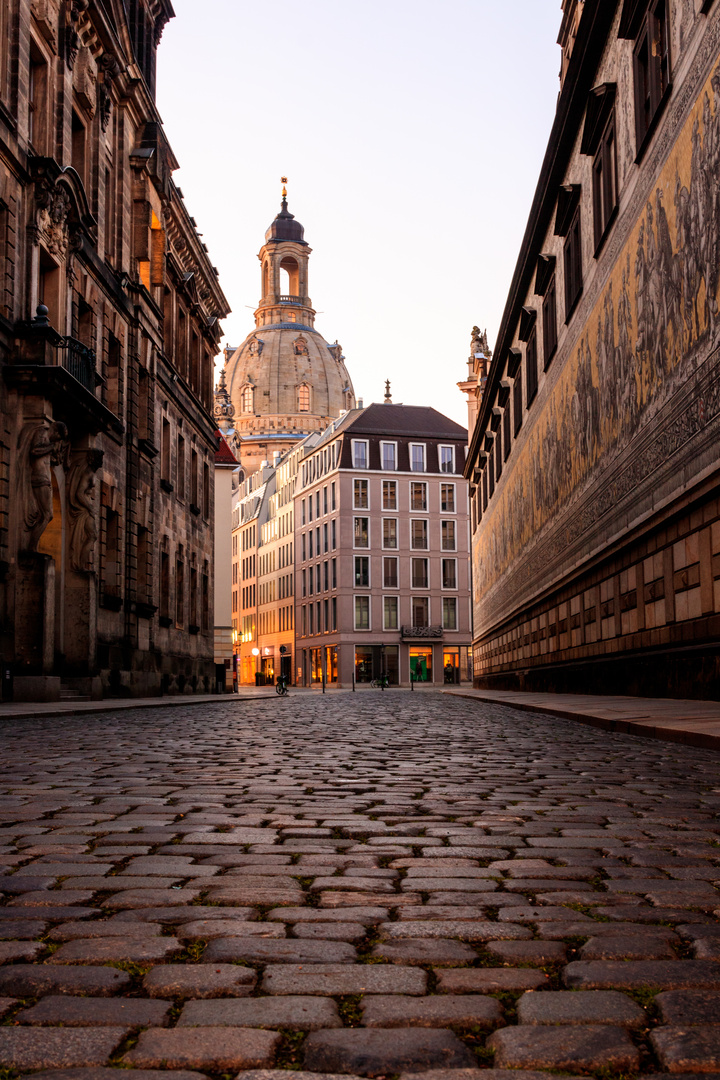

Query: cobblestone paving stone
[[0, 691, 720, 1078]]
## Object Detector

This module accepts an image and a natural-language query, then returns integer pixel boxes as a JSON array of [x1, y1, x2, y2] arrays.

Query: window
[[331, 597, 337, 630], [439, 445, 455, 473], [410, 443, 426, 472], [203, 462, 210, 519], [298, 384, 310, 411], [382, 518, 397, 549], [592, 112, 618, 248], [411, 558, 428, 589], [525, 328, 538, 406], [354, 595, 370, 630], [495, 430, 503, 482], [513, 369, 523, 436], [440, 483, 455, 513], [323, 522, 328, 552], [354, 478, 368, 508], [316, 564, 321, 593], [354, 556, 370, 587], [382, 480, 397, 510], [542, 276, 558, 369], [410, 482, 427, 511], [175, 552, 184, 626], [332, 558, 337, 588], [302, 569, 306, 597], [503, 403, 511, 462], [352, 440, 368, 468], [442, 558, 457, 589], [324, 561, 329, 590], [241, 385, 254, 413], [633, 0, 670, 152], [323, 487, 328, 514], [331, 519, 336, 549], [383, 557, 398, 588], [564, 206, 583, 318], [301, 500, 306, 526], [441, 520, 456, 551], [308, 531, 313, 558], [412, 596, 429, 627], [411, 519, 428, 550], [381, 442, 397, 470], [177, 434, 185, 499], [384, 596, 399, 630], [28, 44, 48, 154], [308, 604, 314, 634], [354, 517, 369, 548], [443, 596, 458, 630], [331, 482, 336, 510]]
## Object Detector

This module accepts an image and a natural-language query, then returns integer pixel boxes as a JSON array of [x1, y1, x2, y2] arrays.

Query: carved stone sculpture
[[67, 449, 103, 571], [19, 421, 69, 552]]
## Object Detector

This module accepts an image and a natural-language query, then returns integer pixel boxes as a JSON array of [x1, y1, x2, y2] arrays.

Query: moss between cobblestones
[[336, 994, 363, 1026], [0, 1069, 21, 1080], [274, 1028, 307, 1069]]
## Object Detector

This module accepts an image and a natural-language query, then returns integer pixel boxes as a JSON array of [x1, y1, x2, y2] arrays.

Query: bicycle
[[275, 675, 289, 696], [370, 674, 389, 690]]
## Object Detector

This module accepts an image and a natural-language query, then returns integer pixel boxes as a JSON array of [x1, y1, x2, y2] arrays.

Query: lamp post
[[252, 647, 260, 686]]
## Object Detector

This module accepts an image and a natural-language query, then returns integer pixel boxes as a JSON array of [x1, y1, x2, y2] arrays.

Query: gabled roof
[[215, 430, 238, 466]]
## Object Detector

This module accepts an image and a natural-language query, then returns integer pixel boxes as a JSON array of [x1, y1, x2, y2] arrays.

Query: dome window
[[241, 385, 254, 413], [298, 383, 310, 412]]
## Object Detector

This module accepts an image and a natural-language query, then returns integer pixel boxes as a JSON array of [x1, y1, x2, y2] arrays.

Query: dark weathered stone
[[651, 1026, 720, 1072], [488, 1024, 640, 1070], [656, 989, 720, 1025], [142, 964, 256, 999], [516, 990, 645, 1028], [0, 965, 131, 997], [0, 1027, 130, 1068], [17, 996, 171, 1028], [178, 996, 341, 1030], [361, 994, 503, 1030], [49, 937, 181, 964], [262, 963, 426, 996], [486, 940, 567, 965], [435, 968, 548, 993], [563, 960, 720, 990], [379, 920, 532, 941], [202, 937, 356, 964], [123, 1027, 280, 1070], [303, 1028, 476, 1074], [371, 938, 477, 966]]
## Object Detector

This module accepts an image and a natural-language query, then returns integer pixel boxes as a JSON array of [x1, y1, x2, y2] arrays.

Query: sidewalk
[[445, 687, 720, 751]]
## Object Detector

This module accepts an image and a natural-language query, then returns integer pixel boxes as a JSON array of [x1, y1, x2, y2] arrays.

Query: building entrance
[[410, 648, 432, 683], [443, 648, 460, 684]]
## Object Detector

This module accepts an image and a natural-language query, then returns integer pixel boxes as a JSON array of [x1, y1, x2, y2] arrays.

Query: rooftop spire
[[281, 175, 288, 211], [384, 379, 392, 404]]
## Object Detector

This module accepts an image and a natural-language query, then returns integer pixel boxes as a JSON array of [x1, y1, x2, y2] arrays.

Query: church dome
[[215, 188, 355, 475]]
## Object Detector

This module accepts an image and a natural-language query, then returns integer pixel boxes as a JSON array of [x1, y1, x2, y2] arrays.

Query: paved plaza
[[1, 691, 720, 1078]]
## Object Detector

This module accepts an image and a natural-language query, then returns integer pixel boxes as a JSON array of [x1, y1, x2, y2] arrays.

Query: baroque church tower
[[214, 186, 356, 476]]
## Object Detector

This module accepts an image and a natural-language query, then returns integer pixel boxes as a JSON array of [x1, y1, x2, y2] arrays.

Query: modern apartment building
[[294, 403, 471, 687], [232, 436, 317, 686]]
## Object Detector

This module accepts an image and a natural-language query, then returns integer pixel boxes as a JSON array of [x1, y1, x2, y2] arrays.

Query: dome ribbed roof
[[265, 197, 306, 243]]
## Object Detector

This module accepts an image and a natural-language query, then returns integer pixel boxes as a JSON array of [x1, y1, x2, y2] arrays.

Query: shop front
[[409, 647, 432, 683], [354, 645, 399, 685], [443, 647, 460, 684]]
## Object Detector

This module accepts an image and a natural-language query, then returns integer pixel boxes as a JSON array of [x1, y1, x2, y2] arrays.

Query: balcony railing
[[401, 625, 443, 640], [278, 294, 301, 305], [58, 337, 96, 393]]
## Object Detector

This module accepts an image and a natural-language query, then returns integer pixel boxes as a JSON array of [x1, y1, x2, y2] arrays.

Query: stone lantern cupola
[[256, 182, 315, 330]]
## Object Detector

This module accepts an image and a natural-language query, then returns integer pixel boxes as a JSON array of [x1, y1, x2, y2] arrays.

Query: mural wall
[[475, 53, 720, 620]]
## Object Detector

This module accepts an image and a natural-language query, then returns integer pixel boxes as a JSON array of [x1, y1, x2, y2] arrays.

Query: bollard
[[352, 672, 355, 692], [410, 674, 414, 692]]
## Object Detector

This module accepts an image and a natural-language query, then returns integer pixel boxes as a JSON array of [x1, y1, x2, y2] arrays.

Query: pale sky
[[156, 1, 562, 429]]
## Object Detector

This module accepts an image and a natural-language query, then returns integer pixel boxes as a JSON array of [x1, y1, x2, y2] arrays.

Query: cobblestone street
[[1, 690, 720, 1079]]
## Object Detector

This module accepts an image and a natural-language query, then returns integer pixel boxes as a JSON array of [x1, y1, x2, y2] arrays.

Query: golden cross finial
[[281, 176, 288, 198]]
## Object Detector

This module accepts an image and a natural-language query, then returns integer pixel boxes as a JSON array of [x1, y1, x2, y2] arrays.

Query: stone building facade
[[295, 403, 472, 688], [0, 0, 229, 700], [215, 191, 355, 479], [465, 0, 720, 699]]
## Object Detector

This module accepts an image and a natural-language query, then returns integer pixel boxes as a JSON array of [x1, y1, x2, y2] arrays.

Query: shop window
[[410, 648, 431, 682]]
